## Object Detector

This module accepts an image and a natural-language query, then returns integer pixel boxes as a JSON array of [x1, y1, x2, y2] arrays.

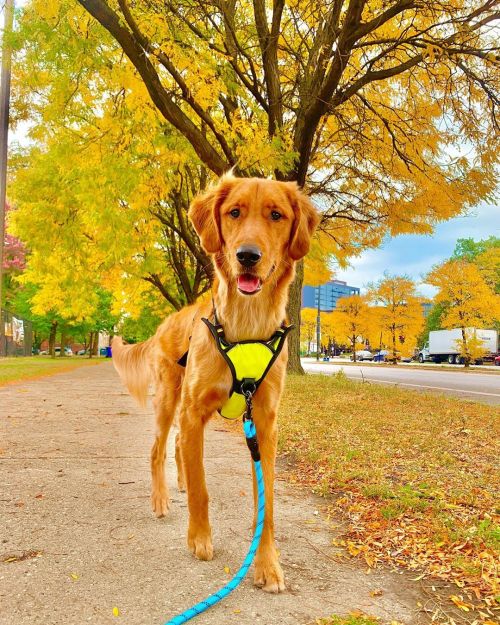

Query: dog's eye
[[229, 208, 240, 218], [270, 211, 282, 221]]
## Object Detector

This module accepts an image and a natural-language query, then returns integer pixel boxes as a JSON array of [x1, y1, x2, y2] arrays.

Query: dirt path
[[1, 363, 426, 625]]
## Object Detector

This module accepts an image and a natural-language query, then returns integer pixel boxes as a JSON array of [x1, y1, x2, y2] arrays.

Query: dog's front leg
[[179, 403, 213, 561], [251, 408, 285, 593]]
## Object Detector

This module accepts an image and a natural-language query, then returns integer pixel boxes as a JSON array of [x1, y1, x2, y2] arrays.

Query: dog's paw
[[151, 490, 170, 518], [188, 530, 213, 561], [254, 557, 286, 593]]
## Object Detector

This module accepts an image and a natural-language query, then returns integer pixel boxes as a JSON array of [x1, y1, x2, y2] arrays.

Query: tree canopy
[[331, 294, 370, 360], [426, 258, 500, 365], [427, 259, 500, 329], [7, 0, 500, 369], [368, 274, 424, 360], [71, 0, 499, 240], [452, 236, 500, 293]]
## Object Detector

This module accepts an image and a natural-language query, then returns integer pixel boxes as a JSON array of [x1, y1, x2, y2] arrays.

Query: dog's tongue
[[237, 274, 261, 293]]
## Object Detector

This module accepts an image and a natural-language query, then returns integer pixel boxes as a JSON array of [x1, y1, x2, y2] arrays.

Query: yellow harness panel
[[201, 318, 292, 419], [220, 341, 277, 418]]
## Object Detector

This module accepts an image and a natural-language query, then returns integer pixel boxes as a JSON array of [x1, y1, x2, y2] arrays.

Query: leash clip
[[241, 379, 260, 462], [241, 378, 256, 422]]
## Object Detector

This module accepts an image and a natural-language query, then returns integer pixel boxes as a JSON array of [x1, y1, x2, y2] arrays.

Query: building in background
[[0, 309, 33, 357], [421, 302, 433, 317], [302, 279, 360, 312]]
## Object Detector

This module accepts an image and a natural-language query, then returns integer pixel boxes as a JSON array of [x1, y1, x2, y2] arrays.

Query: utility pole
[[0, 0, 14, 356], [316, 284, 321, 361]]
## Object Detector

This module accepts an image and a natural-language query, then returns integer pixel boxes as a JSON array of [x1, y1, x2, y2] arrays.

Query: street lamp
[[0, 0, 15, 357], [316, 284, 321, 361]]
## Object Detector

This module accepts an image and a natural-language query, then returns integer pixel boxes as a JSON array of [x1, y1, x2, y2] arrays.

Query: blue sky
[[336, 202, 499, 298]]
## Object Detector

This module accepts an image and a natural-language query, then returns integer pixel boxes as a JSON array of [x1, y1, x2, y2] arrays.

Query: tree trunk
[[286, 260, 305, 374], [48, 321, 57, 358], [92, 331, 99, 356], [59, 329, 66, 357], [461, 326, 470, 368], [88, 332, 94, 358], [391, 326, 398, 365], [352, 335, 357, 362]]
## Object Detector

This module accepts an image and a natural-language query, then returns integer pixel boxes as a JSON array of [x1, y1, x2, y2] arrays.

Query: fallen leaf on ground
[[450, 595, 473, 612], [2, 550, 41, 563]]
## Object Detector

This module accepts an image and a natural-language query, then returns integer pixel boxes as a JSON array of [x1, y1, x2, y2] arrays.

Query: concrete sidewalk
[[1, 363, 425, 625]]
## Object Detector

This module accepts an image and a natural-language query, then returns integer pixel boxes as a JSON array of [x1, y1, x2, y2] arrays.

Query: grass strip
[[0, 356, 105, 386], [279, 372, 499, 623]]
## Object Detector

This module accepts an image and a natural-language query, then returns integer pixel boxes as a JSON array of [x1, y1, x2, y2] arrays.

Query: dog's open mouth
[[237, 273, 262, 295]]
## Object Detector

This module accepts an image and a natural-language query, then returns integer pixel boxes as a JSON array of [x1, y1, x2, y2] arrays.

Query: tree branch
[[117, 0, 236, 166], [143, 273, 182, 310], [78, 0, 229, 175], [252, 0, 284, 135]]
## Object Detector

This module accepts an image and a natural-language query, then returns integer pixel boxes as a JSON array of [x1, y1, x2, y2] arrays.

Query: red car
[[495, 354, 500, 366]]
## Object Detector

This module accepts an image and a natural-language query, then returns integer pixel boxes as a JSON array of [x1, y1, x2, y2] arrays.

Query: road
[[302, 359, 500, 405]]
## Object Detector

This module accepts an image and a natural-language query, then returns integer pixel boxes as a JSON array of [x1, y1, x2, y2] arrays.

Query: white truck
[[418, 328, 499, 364]]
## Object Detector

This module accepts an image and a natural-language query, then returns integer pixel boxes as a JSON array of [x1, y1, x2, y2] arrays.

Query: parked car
[[495, 354, 500, 366], [350, 350, 373, 361], [77, 348, 90, 356], [38, 347, 73, 356]]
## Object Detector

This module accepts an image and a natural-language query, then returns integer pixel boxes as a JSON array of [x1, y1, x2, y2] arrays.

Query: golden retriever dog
[[111, 174, 319, 593]]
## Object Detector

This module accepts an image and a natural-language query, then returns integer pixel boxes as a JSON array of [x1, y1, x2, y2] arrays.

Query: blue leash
[[164, 391, 264, 625]]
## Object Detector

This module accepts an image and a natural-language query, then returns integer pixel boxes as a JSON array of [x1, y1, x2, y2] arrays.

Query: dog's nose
[[236, 245, 262, 267]]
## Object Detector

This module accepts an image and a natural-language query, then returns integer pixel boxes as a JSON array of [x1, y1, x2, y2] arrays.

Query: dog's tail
[[111, 336, 154, 407]]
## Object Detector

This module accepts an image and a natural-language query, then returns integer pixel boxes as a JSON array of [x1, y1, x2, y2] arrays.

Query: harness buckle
[[241, 378, 257, 397]]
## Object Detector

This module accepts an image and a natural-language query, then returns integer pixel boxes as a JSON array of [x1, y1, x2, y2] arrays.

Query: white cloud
[[335, 201, 499, 294]]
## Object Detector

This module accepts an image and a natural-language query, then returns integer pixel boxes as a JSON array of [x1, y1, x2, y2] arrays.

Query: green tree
[[452, 236, 500, 294], [8, 283, 54, 351], [417, 301, 446, 348], [452, 236, 500, 262]]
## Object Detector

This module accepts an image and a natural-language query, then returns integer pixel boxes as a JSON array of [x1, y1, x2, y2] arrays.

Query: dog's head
[[189, 174, 320, 296]]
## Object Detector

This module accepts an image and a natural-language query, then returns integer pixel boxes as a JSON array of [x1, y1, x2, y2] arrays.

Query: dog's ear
[[188, 175, 237, 254], [285, 183, 321, 260]]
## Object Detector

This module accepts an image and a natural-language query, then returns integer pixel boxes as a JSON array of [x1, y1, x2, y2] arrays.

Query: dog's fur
[[112, 174, 319, 593]]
